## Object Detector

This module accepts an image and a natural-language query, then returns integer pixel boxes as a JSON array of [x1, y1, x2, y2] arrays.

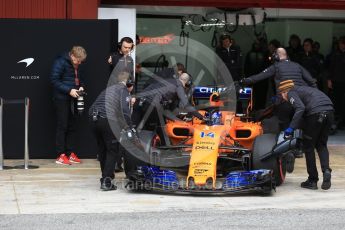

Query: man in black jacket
[[89, 72, 134, 191], [50, 46, 87, 165], [108, 37, 135, 171], [242, 48, 317, 132], [285, 34, 303, 63], [244, 40, 270, 110], [328, 36, 345, 129], [216, 35, 242, 82], [279, 80, 334, 190], [297, 38, 323, 90], [242, 48, 317, 90], [133, 73, 204, 137], [108, 37, 134, 81], [143, 63, 186, 89]]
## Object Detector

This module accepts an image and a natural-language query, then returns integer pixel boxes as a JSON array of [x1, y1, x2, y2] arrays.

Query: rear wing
[[192, 86, 227, 99], [193, 86, 252, 100], [193, 86, 253, 114]]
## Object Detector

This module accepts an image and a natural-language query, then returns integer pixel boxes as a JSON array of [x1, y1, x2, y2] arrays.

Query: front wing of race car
[[126, 166, 274, 194]]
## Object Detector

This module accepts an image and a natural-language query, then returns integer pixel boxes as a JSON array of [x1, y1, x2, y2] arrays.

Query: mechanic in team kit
[[278, 80, 334, 190], [108, 36, 135, 172], [240, 47, 318, 157], [132, 72, 205, 130], [108, 36, 135, 78], [89, 71, 134, 191], [241, 47, 317, 94], [142, 62, 186, 88], [127, 73, 206, 176]]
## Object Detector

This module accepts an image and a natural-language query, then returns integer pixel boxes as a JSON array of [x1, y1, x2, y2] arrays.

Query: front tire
[[252, 133, 286, 186]]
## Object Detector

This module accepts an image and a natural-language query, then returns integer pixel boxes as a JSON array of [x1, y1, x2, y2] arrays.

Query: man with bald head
[[242, 48, 317, 90], [132, 72, 204, 132], [242, 48, 318, 159]]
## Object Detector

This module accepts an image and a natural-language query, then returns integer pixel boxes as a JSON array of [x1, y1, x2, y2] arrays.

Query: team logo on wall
[[17, 58, 35, 68], [10, 57, 39, 80]]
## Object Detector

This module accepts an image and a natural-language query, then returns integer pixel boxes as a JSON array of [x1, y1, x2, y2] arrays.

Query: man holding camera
[[50, 46, 87, 165], [89, 72, 135, 191], [279, 80, 334, 190]]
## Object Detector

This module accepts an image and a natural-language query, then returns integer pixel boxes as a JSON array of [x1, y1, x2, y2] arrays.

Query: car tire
[[252, 133, 286, 186], [123, 130, 154, 175]]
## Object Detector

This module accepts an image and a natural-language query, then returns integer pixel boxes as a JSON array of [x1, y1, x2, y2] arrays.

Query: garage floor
[[0, 131, 344, 214]]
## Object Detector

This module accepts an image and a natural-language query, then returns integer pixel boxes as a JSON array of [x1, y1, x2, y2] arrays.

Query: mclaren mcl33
[[125, 85, 301, 195]]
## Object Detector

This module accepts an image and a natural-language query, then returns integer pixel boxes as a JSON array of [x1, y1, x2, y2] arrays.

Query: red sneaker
[[56, 153, 71, 165], [69, 152, 81, 163]]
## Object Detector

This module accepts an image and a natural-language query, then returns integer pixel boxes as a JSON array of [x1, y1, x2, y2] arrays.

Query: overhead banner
[[0, 19, 118, 159]]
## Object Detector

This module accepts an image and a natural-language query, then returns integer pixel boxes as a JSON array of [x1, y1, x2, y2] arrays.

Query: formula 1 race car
[[125, 84, 300, 195]]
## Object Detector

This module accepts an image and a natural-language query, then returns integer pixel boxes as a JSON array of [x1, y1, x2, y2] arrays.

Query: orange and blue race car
[[125, 84, 300, 194]]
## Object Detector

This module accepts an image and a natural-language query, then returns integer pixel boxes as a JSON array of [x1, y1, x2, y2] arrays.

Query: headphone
[[117, 37, 135, 51], [272, 51, 280, 62], [126, 78, 135, 88]]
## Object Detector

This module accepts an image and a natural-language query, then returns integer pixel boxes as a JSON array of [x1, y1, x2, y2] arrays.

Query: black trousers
[[54, 99, 78, 155], [302, 111, 334, 182], [91, 118, 119, 179]]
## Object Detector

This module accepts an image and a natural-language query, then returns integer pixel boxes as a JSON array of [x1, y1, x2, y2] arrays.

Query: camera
[[76, 90, 87, 115], [318, 112, 327, 123], [77, 90, 86, 96]]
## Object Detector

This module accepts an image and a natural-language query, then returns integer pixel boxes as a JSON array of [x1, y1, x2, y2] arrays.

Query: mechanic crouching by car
[[278, 80, 334, 190], [89, 71, 134, 191], [125, 72, 205, 175], [131, 72, 206, 160], [133, 72, 205, 131]]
